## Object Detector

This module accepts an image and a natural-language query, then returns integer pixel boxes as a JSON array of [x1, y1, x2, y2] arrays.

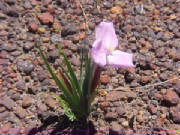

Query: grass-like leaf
[[80, 55, 93, 114], [80, 47, 88, 88], [58, 69, 73, 95], [58, 45, 82, 96], [38, 45, 75, 106], [58, 64, 80, 103]]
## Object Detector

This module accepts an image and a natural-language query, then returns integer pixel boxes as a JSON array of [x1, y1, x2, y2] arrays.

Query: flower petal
[[95, 22, 118, 50], [91, 47, 107, 67], [92, 39, 102, 49], [107, 50, 135, 68]]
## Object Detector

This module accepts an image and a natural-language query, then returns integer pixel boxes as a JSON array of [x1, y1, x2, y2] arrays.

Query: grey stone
[[16, 80, 25, 90], [0, 96, 16, 110], [0, 112, 9, 121], [17, 60, 34, 74], [51, 34, 62, 43], [23, 42, 34, 52], [48, 50, 59, 62], [61, 25, 78, 37], [105, 112, 118, 121]]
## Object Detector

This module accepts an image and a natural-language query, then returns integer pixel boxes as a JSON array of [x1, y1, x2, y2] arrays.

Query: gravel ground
[[0, 0, 180, 135]]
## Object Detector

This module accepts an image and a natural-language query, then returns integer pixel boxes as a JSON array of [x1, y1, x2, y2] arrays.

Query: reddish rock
[[39, 13, 53, 24], [100, 74, 110, 84], [106, 91, 136, 101], [79, 23, 88, 30], [0, 106, 6, 113], [148, 104, 157, 114], [42, 0, 51, 5], [37, 101, 47, 112], [170, 104, 180, 123], [136, 112, 144, 123], [140, 75, 152, 84], [30, 0, 40, 5], [15, 106, 27, 119], [28, 23, 38, 32], [99, 102, 109, 109], [156, 47, 166, 58], [79, 32, 85, 40], [8, 73, 17, 78], [0, 51, 9, 59], [45, 96, 57, 109], [48, 5, 56, 14], [73, 8, 82, 15], [0, 84, 2, 93], [169, 49, 180, 61], [153, 92, 163, 101], [163, 90, 179, 105], [0, 59, 9, 65], [0, 30, 8, 36], [168, 49, 180, 60], [22, 96, 33, 108], [160, 89, 167, 95], [106, 91, 120, 101], [1, 122, 12, 133], [160, 107, 168, 114], [171, 111, 180, 124], [0, 65, 3, 72], [155, 117, 165, 124]]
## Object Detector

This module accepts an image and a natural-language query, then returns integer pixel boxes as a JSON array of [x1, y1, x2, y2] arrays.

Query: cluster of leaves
[[38, 45, 101, 121]]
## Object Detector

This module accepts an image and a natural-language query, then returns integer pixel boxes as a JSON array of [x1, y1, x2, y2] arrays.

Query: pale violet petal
[[95, 22, 118, 50], [107, 50, 135, 68], [91, 47, 107, 67], [92, 39, 101, 48]]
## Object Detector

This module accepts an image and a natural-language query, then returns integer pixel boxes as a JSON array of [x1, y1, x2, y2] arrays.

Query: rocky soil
[[0, 0, 180, 135]]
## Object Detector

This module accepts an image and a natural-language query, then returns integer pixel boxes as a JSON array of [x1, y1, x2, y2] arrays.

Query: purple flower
[[91, 22, 135, 68]]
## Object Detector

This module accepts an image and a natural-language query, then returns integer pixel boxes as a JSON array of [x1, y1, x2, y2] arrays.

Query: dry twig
[[79, 1, 90, 32], [101, 76, 180, 92]]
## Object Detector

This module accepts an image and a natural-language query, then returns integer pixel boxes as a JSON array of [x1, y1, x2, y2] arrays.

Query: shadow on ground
[[27, 114, 96, 135]]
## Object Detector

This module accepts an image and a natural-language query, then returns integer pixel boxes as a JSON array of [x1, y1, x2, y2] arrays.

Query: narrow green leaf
[[80, 48, 84, 88], [82, 58, 91, 96], [38, 45, 73, 105], [80, 47, 89, 89], [58, 64, 80, 102], [80, 56, 92, 114], [58, 45, 82, 96]]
